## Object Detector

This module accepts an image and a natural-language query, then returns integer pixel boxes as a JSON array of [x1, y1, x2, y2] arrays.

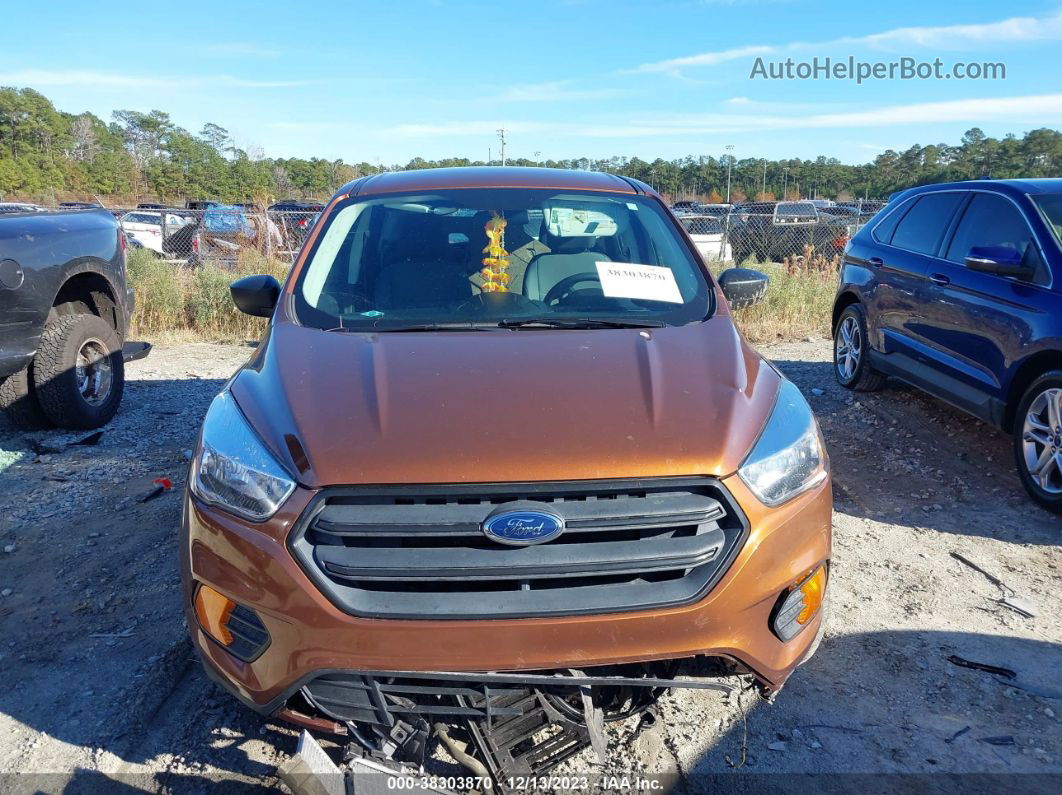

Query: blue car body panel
[[834, 179, 1062, 430]]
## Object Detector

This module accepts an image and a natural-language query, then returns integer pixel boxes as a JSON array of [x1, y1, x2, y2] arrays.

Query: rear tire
[[833, 304, 887, 392], [32, 314, 125, 430], [0, 366, 52, 430], [1013, 371, 1062, 514]]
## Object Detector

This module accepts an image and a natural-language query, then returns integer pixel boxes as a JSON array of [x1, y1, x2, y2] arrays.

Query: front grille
[[289, 478, 747, 619]]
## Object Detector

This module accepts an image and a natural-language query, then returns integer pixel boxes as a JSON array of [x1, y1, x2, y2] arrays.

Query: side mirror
[[964, 246, 1033, 279], [230, 274, 281, 317], [719, 267, 769, 309]]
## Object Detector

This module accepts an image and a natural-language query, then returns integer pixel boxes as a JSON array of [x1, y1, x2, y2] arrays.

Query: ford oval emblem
[[482, 509, 565, 546]]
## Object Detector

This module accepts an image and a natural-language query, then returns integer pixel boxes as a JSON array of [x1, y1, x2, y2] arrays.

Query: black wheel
[[833, 304, 886, 392], [0, 365, 52, 429], [32, 314, 125, 430], [1013, 371, 1062, 513]]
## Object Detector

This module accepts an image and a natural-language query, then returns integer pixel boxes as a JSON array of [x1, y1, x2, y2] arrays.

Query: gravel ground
[[0, 339, 1060, 793]]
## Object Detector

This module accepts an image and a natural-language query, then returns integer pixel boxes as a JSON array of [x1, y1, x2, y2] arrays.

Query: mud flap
[[122, 341, 152, 362]]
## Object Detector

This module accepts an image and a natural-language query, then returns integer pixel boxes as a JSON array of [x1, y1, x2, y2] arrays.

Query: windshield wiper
[[323, 322, 496, 333], [498, 317, 667, 330], [373, 322, 496, 332]]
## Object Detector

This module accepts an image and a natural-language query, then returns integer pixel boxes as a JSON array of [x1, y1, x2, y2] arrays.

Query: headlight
[[738, 379, 827, 506], [191, 391, 295, 521]]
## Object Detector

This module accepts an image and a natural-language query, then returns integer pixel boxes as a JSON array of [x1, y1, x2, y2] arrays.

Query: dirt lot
[[1, 339, 1060, 793]]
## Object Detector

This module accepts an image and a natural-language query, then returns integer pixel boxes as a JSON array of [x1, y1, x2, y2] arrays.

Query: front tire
[[833, 304, 886, 392], [1013, 372, 1062, 513], [32, 314, 125, 430]]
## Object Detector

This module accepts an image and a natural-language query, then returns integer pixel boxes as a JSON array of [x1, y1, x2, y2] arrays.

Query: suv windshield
[[1035, 194, 1062, 248], [294, 188, 711, 330]]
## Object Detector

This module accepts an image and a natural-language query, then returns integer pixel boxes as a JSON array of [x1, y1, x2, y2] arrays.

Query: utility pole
[[496, 129, 507, 167], [782, 167, 790, 199], [725, 144, 734, 204], [762, 159, 767, 196]]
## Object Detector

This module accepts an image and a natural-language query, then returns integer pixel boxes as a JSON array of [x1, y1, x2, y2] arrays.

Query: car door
[[916, 191, 1051, 421], [864, 191, 966, 361], [122, 212, 163, 252]]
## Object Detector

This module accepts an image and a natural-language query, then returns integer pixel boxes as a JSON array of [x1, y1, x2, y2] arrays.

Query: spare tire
[[32, 314, 125, 429]]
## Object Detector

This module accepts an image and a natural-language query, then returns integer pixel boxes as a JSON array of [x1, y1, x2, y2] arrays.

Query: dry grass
[[714, 257, 838, 344], [126, 248, 290, 342], [126, 250, 837, 344]]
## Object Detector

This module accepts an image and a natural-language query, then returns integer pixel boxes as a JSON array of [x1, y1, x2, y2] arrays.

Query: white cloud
[[631, 45, 774, 75], [0, 69, 308, 89], [572, 94, 1062, 137], [633, 10, 1062, 75]]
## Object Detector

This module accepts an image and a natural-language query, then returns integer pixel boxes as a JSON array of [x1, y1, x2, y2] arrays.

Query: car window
[[1033, 194, 1062, 249], [295, 188, 711, 330], [945, 194, 1039, 268], [870, 198, 913, 243], [889, 192, 965, 256]]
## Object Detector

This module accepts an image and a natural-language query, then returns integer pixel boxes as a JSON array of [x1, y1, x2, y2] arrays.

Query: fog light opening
[[772, 565, 826, 642], [193, 584, 272, 661], [194, 584, 235, 647]]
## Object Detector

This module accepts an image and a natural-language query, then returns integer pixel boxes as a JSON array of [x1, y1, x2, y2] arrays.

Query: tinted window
[[889, 193, 965, 255], [871, 199, 909, 243], [946, 193, 1037, 266]]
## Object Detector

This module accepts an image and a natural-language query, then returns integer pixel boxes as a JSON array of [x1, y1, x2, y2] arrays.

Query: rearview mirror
[[719, 267, 769, 309], [964, 246, 1033, 279], [230, 274, 281, 317]]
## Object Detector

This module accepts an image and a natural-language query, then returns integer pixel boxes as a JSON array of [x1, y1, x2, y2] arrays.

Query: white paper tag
[[595, 262, 683, 304]]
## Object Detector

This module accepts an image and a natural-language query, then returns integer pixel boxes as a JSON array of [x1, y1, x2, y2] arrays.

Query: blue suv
[[832, 179, 1062, 512]]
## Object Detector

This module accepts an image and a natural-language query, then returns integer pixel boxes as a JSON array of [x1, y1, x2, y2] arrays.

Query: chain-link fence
[[675, 198, 886, 271], [7, 197, 888, 271], [107, 205, 322, 266]]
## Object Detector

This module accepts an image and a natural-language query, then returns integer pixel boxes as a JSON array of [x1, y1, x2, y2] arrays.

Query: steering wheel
[[543, 272, 602, 306]]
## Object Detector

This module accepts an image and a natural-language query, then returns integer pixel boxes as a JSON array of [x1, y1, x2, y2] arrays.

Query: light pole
[[534, 150, 541, 167], [725, 144, 734, 203], [761, 159, 767, 197], [496, 129, 507, 167], [782, 167, 790, 199]]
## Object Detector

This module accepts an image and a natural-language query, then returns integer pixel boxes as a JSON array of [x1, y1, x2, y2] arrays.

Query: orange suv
[[181, 167, 831, 771]]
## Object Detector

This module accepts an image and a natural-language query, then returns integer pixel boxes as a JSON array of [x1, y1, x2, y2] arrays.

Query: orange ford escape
[[181, 167, 831, 763]]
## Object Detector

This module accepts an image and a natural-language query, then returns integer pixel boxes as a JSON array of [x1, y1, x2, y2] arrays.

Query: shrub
[[127, 249, 291, 341]]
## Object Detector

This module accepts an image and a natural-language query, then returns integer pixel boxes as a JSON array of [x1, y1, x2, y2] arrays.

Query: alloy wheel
[[835, 316, 861, 382], [1021, 387, 1062, 495]]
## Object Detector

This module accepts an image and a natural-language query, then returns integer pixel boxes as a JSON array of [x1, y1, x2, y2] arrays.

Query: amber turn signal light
[[772, 564, 826, 642], [194, 584, 236, 647]]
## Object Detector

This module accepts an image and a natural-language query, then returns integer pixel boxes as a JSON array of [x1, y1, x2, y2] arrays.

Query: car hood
[[230, 318, 780, 487]]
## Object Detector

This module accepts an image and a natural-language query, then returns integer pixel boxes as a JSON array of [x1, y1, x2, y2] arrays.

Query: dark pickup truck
[[0, 208, 149, 429]]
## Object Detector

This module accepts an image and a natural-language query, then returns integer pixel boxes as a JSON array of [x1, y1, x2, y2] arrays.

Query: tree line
[[1, 86, 1060, 205]]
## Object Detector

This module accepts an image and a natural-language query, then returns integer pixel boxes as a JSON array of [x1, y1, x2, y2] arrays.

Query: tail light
[[117, 228, 126, 254], [192, 235, 200, 254], [832, 235, 849, 250]]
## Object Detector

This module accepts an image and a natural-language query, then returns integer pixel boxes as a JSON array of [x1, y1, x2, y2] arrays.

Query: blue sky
[[3, 0, 1062, 165]]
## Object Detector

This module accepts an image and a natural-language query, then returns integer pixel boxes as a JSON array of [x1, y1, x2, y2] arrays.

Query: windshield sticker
[[596, 262, 683, 304]]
